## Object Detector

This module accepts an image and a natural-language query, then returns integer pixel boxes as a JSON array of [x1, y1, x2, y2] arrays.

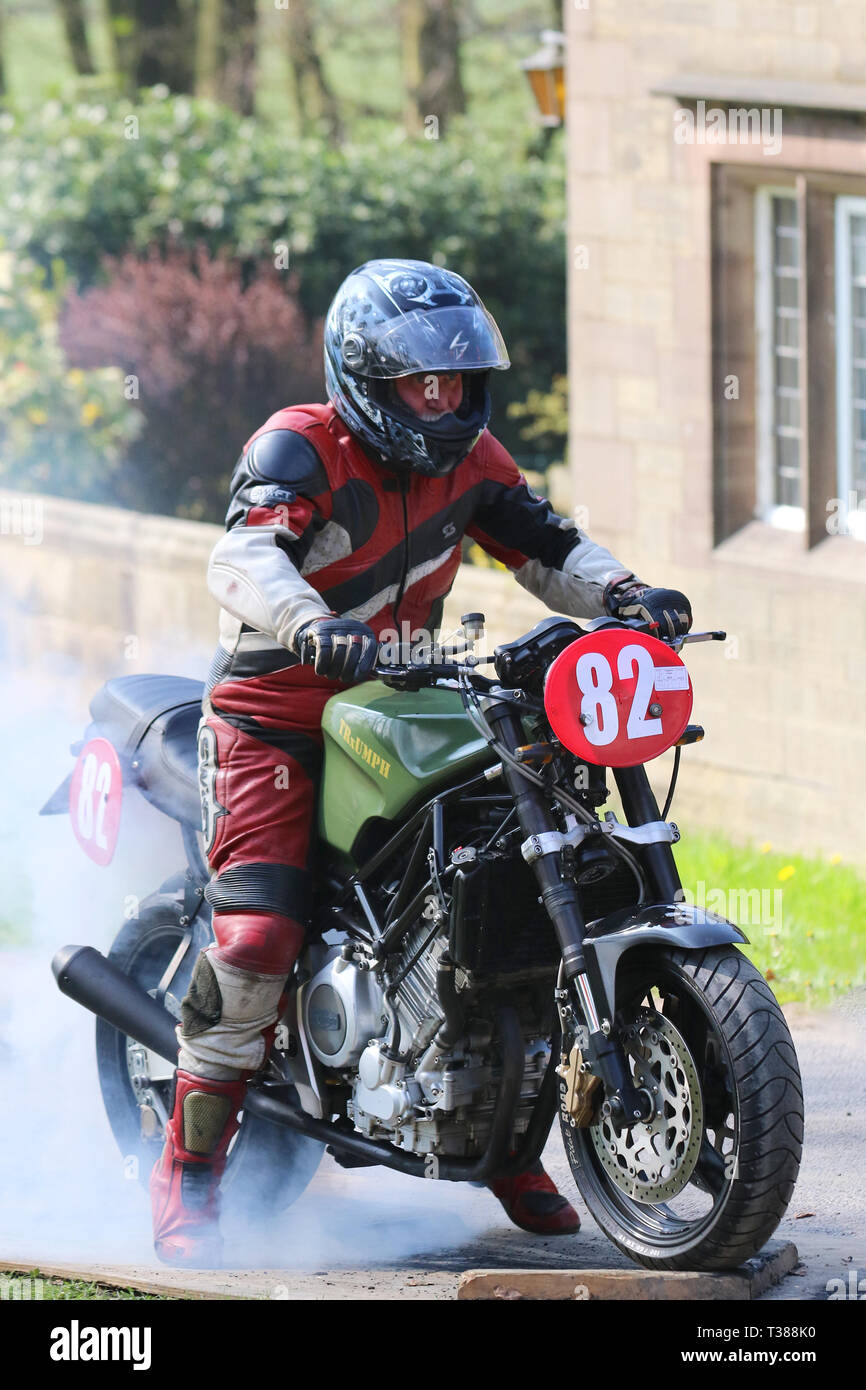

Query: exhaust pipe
[[51, 952, 539, 1184], [52, 945, 179, 1065]]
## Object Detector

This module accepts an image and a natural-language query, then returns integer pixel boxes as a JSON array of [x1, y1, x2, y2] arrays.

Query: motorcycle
[[44, 610, 804, 1269]]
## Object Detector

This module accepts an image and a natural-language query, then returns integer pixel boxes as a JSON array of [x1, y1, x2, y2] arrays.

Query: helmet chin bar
[[377, 371, 488, 440], [369, 376, 488, 477]]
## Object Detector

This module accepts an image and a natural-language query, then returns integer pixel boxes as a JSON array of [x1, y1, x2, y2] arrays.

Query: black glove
[[604, 581, 692, 640], [293, 616, 379, 682]]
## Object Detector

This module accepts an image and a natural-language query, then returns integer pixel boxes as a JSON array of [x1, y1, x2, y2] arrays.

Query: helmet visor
[[346, 304, 510, 378]]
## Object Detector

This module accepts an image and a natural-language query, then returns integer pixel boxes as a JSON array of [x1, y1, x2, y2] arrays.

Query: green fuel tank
[[318, 682, 494, 860]]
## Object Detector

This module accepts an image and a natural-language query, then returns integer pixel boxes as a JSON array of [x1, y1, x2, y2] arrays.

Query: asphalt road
[[2, 972, 861, 1301]]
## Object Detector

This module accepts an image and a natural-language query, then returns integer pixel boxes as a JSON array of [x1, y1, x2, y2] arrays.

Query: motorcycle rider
[[150, 258, 693, 1265]]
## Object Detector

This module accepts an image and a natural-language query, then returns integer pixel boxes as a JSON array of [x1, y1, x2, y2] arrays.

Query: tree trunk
[[106, 0, 196, 94], [104, 0, 137, 94], [134, 0, 195, 91], [415, 0, 466, 136], [57, 0, 96, 76], [0, 1, 6, 100], [194, 0, 220, 99], [286, 0, 343, 143], [218, 0, 257, 116], [400, 0, 423, 134]]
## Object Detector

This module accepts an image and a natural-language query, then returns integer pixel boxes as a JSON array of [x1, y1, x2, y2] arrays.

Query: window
[[835, 198, 866, 540], [755, 189, 805, 530], [713, 164, 866, 548]]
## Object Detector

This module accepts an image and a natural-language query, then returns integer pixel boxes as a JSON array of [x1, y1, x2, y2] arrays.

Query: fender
[[581, 902, 749, 1022]]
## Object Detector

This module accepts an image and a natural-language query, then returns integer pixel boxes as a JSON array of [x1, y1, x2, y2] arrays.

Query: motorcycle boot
[[151, 910, 304, 1266], [149, 1068, 245, 1267], [489, 1160, 581, 1236]]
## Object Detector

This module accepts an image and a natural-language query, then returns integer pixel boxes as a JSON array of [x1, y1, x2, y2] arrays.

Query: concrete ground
[[1, 985, 862, 1301]]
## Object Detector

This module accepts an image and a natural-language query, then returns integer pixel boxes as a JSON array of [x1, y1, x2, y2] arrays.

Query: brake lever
[[678, 629, 727, 645]]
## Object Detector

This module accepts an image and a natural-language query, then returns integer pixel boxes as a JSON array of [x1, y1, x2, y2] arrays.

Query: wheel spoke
[[692, 1136, 727, 1196]]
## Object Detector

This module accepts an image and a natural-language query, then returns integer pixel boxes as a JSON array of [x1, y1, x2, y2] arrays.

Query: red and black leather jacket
[[204, 401, 635, 714]]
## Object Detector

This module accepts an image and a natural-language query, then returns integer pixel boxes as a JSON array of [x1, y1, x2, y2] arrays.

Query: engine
[[301, 912, 551, 1158]]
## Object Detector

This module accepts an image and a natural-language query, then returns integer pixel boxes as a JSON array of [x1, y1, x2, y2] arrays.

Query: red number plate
[[68, 737, 123, 866], [544, 630, 693, 767]]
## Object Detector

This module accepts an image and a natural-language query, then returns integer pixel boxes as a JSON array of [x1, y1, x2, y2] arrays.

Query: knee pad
[[177, 947, 289, 1079], [212, 910, 305, 976]]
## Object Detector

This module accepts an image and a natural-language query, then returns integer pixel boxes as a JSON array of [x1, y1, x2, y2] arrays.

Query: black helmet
[[324, 258, 510, 477]]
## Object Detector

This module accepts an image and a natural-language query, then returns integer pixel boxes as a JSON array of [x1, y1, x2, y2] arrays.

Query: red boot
[[489, 1161, 581, 1236], [150, 1070, 246, 1267]]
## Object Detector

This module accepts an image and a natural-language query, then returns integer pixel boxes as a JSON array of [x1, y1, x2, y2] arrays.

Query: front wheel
[[560, 945, 803, 1270]]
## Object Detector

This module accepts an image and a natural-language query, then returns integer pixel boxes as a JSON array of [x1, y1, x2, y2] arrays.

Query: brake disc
[[589, 1009, 703, 1204]]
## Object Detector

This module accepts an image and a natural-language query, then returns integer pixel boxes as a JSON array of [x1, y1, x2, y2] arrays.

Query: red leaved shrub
[[60, 247, 325, 520]]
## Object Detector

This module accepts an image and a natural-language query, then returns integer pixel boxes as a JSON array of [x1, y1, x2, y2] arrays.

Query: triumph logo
[[338, 718, 391, 779]]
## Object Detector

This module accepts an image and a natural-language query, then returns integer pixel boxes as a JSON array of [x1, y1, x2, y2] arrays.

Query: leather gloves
[[293, 616, 379, 682], [604, 580, 693, 640]]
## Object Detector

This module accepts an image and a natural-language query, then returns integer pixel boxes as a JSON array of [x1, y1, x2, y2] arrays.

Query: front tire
[[95, 889, 323, 1225], [560, 945, 803, 1270]]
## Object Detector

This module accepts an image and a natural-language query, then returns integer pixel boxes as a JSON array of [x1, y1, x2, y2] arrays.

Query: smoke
[[0, 667, 494, 1274]]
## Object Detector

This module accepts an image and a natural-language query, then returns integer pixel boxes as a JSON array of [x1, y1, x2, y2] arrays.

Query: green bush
[[0, 256, 140, 499], [0, 89, 565, 460]]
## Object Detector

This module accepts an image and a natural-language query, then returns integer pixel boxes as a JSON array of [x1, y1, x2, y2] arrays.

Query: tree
[[56, 0, 96, 77], [412, 0, 466, 135], [286, 0, 343, 143], [218, 0, 257, 115], [106, 0, 196, 95], [196, 0, 258, 115], [400, 0, 423, 134]]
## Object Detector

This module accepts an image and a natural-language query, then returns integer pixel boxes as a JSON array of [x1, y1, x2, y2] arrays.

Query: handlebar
[[368, 622, 726, 689]]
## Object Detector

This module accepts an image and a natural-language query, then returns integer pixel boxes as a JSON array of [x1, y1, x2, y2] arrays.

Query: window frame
[[834, 195, 866, 541], [754, 185, 806, 533]]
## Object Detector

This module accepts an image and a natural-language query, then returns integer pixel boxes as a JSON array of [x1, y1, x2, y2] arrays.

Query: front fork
[[485, 701, 676, 1129]]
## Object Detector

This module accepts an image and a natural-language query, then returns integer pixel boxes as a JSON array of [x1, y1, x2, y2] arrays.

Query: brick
[[568, 40, 633, 99]]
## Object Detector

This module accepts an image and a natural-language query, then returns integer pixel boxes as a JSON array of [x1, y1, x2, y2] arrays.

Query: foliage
[[59, 246, 325, 520], [0, 89, 565, 462], [672, 832, 866, 1007], [2, 1, 557, 148], [0, 255, 139, 501], [508, 372, 569, 463]]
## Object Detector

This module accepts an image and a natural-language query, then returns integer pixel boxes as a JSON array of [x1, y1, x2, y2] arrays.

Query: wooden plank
[[457, 1240, 799, 1301], [805, 181, 839, 549]]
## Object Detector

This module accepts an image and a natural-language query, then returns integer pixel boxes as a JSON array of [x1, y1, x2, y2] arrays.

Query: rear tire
[[560, 945, 803, 1270], [95, 889, 323, 1224]]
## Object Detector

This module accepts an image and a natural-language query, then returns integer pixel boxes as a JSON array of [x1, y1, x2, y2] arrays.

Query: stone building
[[565, 0, 866, 860]]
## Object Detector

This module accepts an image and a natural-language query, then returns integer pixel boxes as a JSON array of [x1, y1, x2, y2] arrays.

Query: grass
[[673, 831, 866, 1007], [1, 1269, 173, 1300]]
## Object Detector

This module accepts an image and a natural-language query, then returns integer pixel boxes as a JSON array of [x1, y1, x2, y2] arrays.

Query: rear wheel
[[560, 945, 803, 1270], [95, 890, 323, 1224]]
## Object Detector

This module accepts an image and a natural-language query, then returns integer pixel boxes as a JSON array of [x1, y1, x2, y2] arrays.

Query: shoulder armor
[[246, 429, 329, 496]]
